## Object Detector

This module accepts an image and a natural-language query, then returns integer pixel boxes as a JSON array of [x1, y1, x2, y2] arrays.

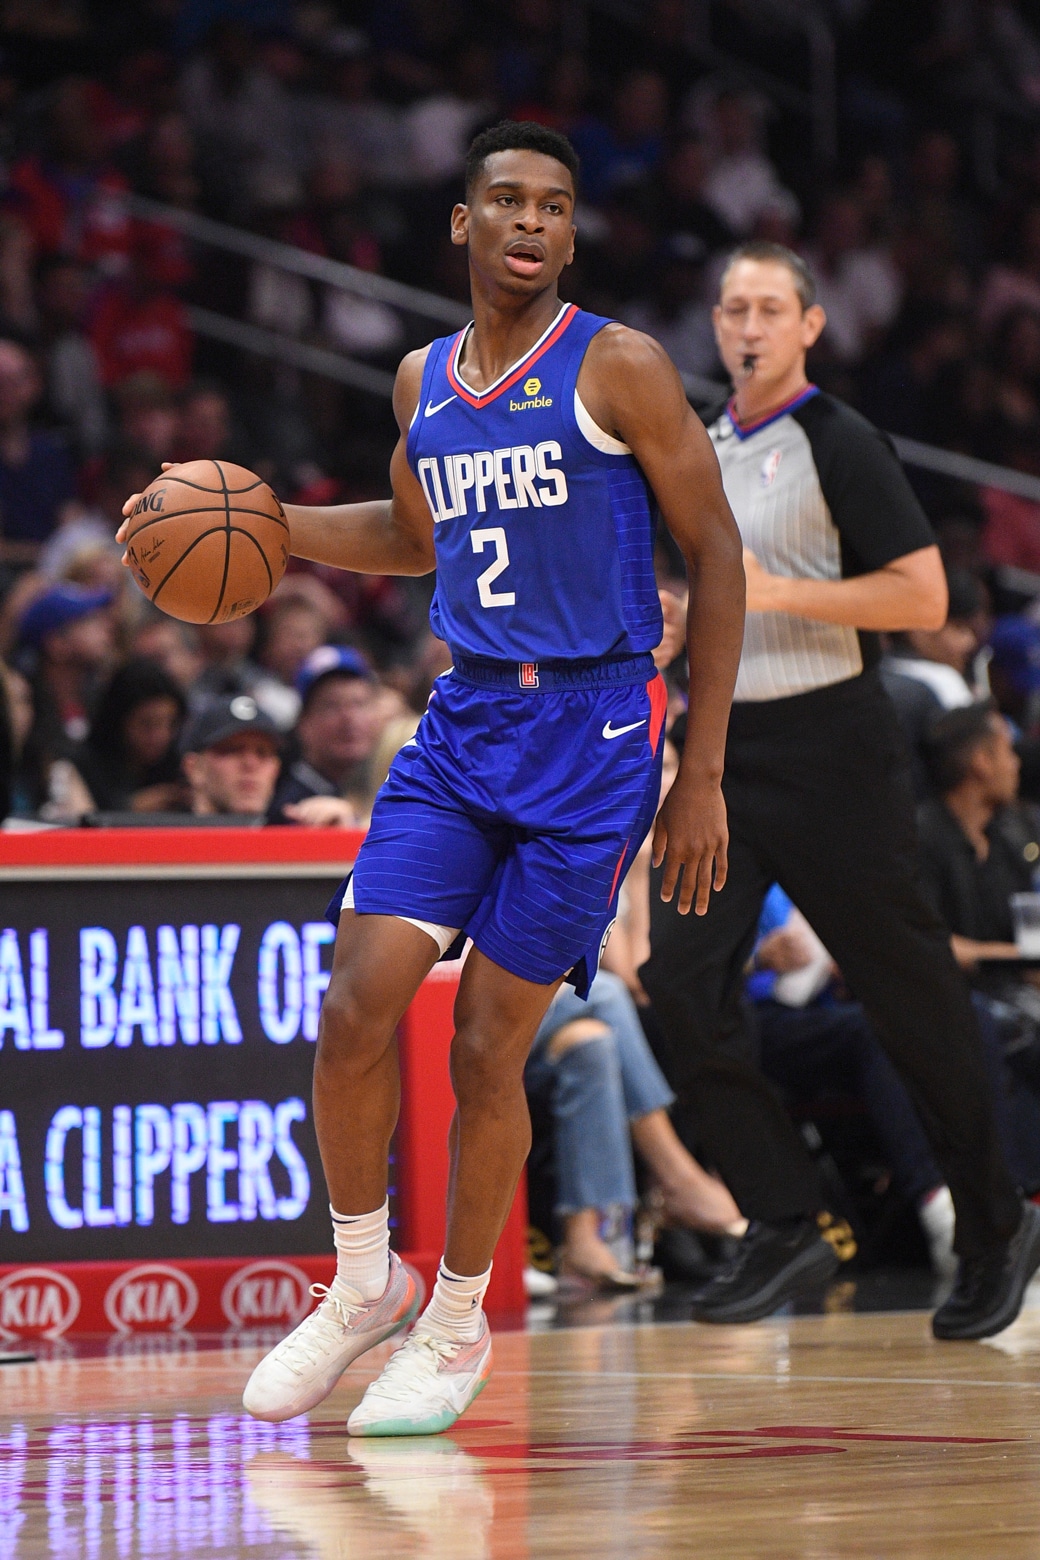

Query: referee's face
[[713, 259, 825, 394]]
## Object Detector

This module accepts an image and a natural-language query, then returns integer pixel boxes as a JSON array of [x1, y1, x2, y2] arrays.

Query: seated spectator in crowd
[[621, 235, 719, 380], [257, 594, 333, 693], [979, 202, 1040, 335], [570, 68, 668, 205], [131, 609, 204, 695], [175, 379, 250, 466], [748, 885, 957, 1276], [113, 372, 181, 464], [525, 969, 747, 1290], [268, 645, 383, 827], [989, 615, 1040, 736], [881, 568, 984, 793], [17, 581, 115, 748], [801, 191, 902, 365], [192, 615, 299, 729], [981, 431, 1040, 575], [180, 695, 281, 820], [916, 702, 1040, 1188], [38, 441, 154, 584], [70, 657, 186, 813], [36, 255, 108, 458], [7, 76, 133, 276], [918, 702, 1033, 968], [0, 659, 40, 817], [0, 340, 77, 559], [689, 86, 797, 238], [650, 135, 734, 257], [88, 231, 193, 391]]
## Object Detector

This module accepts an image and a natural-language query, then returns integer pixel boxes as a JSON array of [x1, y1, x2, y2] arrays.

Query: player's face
[[453, 150, 576, 297], [713, 260, 825, 388]]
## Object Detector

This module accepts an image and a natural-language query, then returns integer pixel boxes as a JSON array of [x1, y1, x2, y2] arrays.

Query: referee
[[642, 241, 1040, 1340]]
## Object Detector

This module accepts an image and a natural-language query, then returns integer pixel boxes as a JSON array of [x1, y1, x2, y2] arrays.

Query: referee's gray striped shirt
[[705, 387, 935, 704]]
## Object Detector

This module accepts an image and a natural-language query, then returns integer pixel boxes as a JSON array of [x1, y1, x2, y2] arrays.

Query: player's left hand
[[652, 774, 729, 916]]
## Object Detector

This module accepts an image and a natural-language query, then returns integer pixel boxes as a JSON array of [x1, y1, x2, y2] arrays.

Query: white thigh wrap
[[341, 876, 461, 957]]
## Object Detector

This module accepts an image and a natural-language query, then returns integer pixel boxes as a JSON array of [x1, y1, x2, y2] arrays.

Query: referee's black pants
[[640, 670, 1022, 1260]]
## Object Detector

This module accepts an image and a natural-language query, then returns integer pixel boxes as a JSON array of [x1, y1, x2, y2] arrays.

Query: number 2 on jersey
[[471, 527, 515, 608]]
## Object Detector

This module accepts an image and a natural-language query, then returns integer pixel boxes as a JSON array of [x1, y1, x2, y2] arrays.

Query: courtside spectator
[[71, 657, 186, 813], [269, 645, 382, 827], [17, 581, 115, 746], [180, 694, 281, 819]]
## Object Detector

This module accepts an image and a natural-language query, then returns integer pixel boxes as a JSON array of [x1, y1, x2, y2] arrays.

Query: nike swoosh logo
[[602, 719, 647, 740], [424, 395, 457, 417]]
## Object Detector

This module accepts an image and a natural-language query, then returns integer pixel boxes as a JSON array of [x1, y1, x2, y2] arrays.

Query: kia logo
[[104, 1264, 199, 1333], [0, 1268, 80, 1340], [221, 1261, 313, 1328]]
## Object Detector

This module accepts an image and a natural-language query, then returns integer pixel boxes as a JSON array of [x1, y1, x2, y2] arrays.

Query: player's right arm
[[117, 349, 437, 578], [285, 348, 436, 577]]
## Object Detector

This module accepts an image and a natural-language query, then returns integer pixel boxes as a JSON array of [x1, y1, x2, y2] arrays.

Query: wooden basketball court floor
[[5, 1284, 1040, 1559]]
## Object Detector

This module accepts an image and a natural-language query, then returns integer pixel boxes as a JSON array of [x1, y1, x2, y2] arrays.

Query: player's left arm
[[580, 325, 746, 916]]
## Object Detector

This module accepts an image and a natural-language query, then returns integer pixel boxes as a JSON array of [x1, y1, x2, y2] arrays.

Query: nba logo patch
[[761, 449, 783, 487], [519, 662, 539, 688]]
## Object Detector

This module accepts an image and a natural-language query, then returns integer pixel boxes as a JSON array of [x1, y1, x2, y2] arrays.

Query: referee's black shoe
[[932, 1201, 1040, 1340], [690, 1219, 840, 1324]]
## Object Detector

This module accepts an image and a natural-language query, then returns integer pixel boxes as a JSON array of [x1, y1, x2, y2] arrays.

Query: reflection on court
[[5, 1301, 1040, 1557]]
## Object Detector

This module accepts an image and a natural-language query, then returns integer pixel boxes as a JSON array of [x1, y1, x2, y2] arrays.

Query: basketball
[[123, 459, 289, 625]]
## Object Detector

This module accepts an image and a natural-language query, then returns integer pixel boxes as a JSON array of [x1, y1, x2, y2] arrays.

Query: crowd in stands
[[9, 0, 1040, 1288]]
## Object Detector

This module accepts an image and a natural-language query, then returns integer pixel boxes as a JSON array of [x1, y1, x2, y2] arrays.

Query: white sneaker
[[243, 1251, 418, 1422], [347, 1317, 493, 1437]]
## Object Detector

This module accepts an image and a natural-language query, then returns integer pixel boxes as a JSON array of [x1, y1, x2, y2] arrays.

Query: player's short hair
[[923, 699, 1000, 794], [719, 241, 817, 310], [465, 120, 579, 197]]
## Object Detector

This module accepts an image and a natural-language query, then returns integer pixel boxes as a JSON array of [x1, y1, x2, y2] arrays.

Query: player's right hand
[[117, 463, 177, 561]]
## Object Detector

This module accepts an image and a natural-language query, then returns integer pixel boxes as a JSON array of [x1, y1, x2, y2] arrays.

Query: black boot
[[690, 1219, 840, 1324], [932, 1201, 1040, 1340]]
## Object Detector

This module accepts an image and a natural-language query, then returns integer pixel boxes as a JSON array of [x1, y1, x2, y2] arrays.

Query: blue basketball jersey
[[406, 303, 663, 663]]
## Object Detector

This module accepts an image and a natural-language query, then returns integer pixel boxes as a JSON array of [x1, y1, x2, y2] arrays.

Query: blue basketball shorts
[[330, 654, 668, 996]]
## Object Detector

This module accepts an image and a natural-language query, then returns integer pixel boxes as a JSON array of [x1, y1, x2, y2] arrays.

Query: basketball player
[[642, 241, 1040, 1338], [120, 122, 744, 1434]]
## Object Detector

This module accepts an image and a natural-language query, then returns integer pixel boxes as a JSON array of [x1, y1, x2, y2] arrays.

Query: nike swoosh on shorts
[[602, 720, 647, 740], [424, 395, 457, 417]]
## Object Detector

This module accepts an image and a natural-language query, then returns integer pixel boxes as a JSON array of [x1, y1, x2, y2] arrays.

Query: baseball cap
[[179, 695, 281, 755], [989, 616, 1040, 694], [18, 583, 114, 648], [295, 644, 375, 702]]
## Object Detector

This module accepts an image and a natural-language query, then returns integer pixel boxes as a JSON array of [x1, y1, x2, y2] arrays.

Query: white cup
[[1011, 892, 1040, 956]]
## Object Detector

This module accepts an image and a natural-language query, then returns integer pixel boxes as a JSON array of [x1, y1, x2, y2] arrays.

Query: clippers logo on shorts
[[221, 1260, 313, 1328], [0, 1267, 80, 1340], [519, 662, 540, 688], [104, 1263, 199, 1333], [416, 443, 568, 523]]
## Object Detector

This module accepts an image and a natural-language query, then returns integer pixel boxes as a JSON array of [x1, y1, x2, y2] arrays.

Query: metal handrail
[[130, 195, 470, 329]]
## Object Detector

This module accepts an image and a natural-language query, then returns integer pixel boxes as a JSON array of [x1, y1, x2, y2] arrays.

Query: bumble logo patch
[[511, 374, 552, 411]]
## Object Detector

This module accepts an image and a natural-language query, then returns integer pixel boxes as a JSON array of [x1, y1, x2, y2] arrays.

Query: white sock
[[416, 1260, 492, 1344], [330, 1201, 390, 1302]]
